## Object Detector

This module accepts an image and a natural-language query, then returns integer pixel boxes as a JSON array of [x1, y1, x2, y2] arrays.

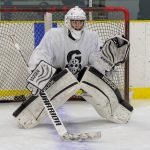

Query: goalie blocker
[[81, 67, 133, 124]]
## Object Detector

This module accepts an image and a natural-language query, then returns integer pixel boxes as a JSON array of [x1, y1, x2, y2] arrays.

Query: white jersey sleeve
[[29, 31, 54, 70], [88, 33, 105, 74]]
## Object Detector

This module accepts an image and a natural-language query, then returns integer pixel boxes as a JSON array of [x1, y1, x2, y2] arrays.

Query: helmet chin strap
[[70, 28, 83, 40]]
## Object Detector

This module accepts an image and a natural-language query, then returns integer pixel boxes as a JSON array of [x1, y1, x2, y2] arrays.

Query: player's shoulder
[[46, 27, 64, 36], [84, 29, 99, 38], [51, 27, 64, 33]]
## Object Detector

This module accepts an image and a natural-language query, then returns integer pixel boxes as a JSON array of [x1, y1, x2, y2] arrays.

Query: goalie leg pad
[[13, 95, 48, 128], [81, 67, 133, 123], [13, 68, 80, 128]]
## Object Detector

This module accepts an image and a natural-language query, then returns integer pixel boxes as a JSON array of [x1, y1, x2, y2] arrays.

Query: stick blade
[[62, 131, 101, 141]]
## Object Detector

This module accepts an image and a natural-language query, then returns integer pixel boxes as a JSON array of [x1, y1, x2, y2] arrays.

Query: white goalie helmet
[[65, 6, 86, 40]]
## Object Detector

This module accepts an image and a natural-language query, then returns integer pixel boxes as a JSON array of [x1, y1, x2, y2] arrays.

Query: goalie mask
[[65, 6, 86, 40]]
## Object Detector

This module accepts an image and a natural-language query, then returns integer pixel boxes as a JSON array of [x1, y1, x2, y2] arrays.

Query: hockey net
[[0, 7, 129, 102]]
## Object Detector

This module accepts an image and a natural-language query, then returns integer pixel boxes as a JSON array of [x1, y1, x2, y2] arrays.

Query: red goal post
[[0, 6, 130, 102]]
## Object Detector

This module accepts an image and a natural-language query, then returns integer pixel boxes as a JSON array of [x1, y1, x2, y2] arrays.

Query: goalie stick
[[11, 35, 101, 141], [10, 35, 29, 68], [40, 90, 101, 141]]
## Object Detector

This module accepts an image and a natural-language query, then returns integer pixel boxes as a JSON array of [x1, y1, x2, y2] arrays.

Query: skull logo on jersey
[[66, 50, 82, 75], [68, 58, 80, 74]]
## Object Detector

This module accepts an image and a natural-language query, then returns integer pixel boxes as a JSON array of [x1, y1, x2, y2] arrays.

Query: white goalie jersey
[[29, 27, 103, 77]]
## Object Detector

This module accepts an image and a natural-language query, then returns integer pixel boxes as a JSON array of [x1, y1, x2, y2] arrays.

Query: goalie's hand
[[98, 35, 130, 71], [26, 60, 56, 95]]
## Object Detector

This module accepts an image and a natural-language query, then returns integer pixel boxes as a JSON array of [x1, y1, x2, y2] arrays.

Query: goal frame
[[0, 6, 130, 102]]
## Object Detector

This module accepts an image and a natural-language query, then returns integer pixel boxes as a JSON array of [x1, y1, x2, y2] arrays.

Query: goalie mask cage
[[0, 6, 129, 102]]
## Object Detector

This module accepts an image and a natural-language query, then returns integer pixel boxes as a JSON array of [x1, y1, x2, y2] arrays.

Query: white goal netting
[[0, 7, 129, 102]]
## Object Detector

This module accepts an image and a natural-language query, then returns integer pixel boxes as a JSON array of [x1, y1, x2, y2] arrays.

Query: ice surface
[[0, 100, 150, 150]]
